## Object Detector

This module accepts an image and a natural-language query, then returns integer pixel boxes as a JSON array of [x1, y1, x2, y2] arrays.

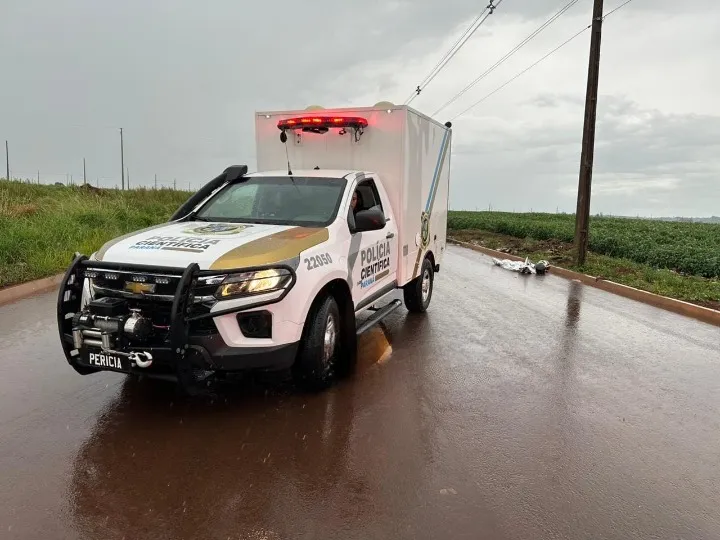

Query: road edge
[[0, 274, 63, 307], [448, 238, 720, 328]]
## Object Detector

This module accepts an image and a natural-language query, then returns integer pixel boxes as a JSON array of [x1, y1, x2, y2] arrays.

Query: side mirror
[[353, 207, 386, 232]]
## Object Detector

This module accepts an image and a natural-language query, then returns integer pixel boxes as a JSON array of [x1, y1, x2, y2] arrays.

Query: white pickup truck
[[57, 103, 452, 392]]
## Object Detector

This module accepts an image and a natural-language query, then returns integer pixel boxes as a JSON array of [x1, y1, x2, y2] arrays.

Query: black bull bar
[[56, 253, 296, 381]]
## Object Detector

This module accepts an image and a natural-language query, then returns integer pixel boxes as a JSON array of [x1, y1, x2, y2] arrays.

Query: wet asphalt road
[[1, 245, 720, 540]]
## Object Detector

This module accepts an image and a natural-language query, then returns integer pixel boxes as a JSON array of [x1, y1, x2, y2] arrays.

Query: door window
[[348, 178, 385, 231]]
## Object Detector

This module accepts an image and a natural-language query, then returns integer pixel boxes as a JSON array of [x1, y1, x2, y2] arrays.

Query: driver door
[[348, 177, 398, 307]]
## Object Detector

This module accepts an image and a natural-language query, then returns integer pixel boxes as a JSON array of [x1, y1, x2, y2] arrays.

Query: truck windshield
[[194, 176, 347, 227]]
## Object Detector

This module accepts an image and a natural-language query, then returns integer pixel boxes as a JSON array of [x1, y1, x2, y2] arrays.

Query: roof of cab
[[244, 169, 366, 179]]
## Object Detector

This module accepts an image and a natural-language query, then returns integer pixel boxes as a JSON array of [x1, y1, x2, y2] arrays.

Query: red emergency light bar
[[277, 116, 368, 130]]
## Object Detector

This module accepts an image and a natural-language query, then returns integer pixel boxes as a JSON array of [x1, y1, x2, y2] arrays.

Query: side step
[[356, 299, 402, 335]]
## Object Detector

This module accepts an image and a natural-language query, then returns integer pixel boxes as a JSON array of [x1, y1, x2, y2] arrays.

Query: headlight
[[215, 268, 293, 299]]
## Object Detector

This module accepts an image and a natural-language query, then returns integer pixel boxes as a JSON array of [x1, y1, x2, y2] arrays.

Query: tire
[[293, 294, 341, 391], [403, 257, 434, 313]]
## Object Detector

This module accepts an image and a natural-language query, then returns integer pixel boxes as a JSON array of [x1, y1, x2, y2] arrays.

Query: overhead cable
[[449, 0, 638, 120], [450, 26, 591, 120], [404, 0, 505, 105], [602, 0, 635, 18], [433, 0, 583, 116]]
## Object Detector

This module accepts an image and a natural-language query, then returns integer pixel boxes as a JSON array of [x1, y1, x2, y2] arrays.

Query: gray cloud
[[1, 0, 719, 218], [450, 95, 720, 216], [3, 0, 512, 186]]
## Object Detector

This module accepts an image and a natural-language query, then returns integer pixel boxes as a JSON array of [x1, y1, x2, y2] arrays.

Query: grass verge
[[0, 181, 192, 289], [448, 210, 720, 278], [450, 229, 720, 312]]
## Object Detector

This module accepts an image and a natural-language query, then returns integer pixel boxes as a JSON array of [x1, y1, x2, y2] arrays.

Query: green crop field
[[2, 182, 718, 310], [448, 211, 720, 279], [0, 180, 192, 288]]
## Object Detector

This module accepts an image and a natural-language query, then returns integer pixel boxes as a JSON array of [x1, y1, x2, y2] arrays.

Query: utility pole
[[173, 178, 176, 190], [154, 173, 157, 189], [5, 140, 9, 181], [126, 167, 130, 190], [83, 158, 87, 185], [37, 170, 40, 184], [120, 128, 125, 190], [573, 0, 604, 266]]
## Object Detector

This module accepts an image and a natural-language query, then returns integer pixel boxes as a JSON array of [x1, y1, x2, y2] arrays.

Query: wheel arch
[[425, 249, 436, 268], [301, 278, 355, 333], [299, 278, 357, 374], [422, 249, 438, 273]]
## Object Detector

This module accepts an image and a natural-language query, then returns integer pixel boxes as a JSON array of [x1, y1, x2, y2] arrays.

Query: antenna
[[280, 130, 293, 175], [285, 143, 293, 176]]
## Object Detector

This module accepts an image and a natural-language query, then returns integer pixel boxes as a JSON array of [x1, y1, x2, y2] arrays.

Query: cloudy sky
[[2, 0, 719, 217]]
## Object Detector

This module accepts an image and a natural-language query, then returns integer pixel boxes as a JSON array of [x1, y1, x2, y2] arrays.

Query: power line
[[449, 0, 636, 120], [451, 26, 590, 120], [404, 0, 504, 105], [409, 6, 493, 99], [602, 0, 634, 18], [405, 3, 498, 105], [433, 0, 583, 116], [435, 0, 582, 115]]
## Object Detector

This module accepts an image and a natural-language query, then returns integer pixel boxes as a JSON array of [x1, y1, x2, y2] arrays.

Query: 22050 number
[[305, 253, 333, 270]]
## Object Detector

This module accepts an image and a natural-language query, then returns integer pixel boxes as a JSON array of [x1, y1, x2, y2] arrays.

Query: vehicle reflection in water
[[357, 324, 393, 367], [68, 322, 397, 540], [557, 280, 583, 375], [533, 279, 584, 510]]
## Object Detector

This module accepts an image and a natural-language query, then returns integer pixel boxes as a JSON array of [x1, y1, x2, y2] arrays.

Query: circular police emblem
[[183, 223, 249, 235], [420, 212, 430, 248]]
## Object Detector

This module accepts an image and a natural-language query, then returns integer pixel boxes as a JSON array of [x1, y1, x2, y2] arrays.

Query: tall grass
[[0, 181, 191, 288], [448, 211, 720, 278]]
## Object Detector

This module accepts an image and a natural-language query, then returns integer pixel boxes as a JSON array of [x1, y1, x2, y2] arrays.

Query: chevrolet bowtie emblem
[[125, 282, 156, 294]]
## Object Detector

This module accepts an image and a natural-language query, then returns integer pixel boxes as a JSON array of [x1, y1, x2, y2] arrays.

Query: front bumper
[[192, 335, 299, 371], [57, 254, 299, 382], [72, 337, 300, 376]]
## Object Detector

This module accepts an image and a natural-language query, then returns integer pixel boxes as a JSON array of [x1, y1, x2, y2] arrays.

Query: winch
[[71, 297, 155, 367]]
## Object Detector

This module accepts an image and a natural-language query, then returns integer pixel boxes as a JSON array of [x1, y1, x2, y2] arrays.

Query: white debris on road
[[492, 256, 550, 275]]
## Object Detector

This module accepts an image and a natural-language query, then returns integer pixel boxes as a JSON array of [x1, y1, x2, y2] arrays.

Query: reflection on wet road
[[1, 245, 719, 539]]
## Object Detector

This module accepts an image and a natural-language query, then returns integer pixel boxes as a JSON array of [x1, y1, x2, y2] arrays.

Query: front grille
[[87, 267, 219, 303], [94, 275, 179, 296], [85, 266, 220, 336]]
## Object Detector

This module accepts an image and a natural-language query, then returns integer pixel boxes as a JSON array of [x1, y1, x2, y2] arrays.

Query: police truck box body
[[57, 103, 452, 391]]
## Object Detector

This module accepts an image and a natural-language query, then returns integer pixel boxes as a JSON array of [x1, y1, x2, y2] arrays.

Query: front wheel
[[293, 294, 341, 391], [403, 257, 434, 313]]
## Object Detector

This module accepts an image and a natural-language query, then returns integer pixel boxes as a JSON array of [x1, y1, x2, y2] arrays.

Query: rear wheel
[[293, 294, 341, 391], [403, 257, 434, 313]]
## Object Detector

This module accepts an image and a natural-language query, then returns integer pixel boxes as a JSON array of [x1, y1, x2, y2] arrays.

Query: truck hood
[[95, 221, 329, 270]]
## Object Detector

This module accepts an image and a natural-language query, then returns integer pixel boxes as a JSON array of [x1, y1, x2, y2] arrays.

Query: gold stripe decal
[[210, 227, 329, 270]]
